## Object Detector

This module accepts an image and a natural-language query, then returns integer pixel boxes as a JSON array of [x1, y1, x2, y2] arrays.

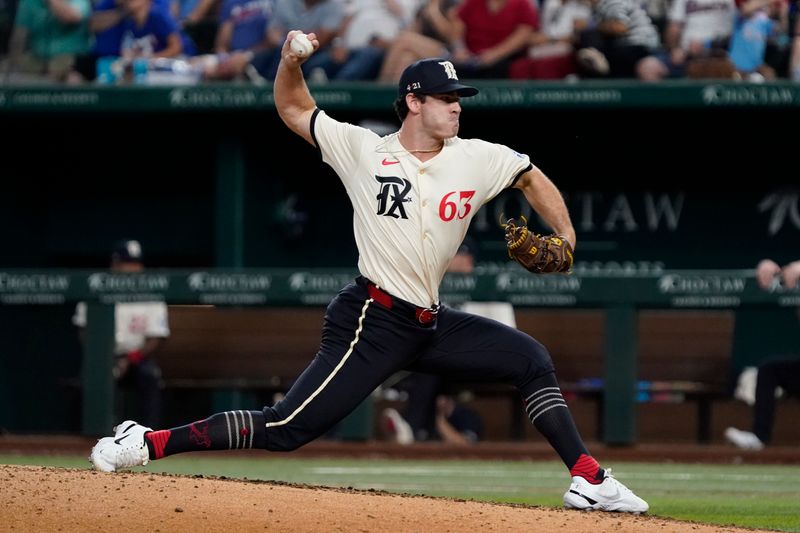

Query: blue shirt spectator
[[218, 0, 271, 51]]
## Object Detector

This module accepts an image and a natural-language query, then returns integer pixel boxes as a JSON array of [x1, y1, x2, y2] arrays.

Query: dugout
[[0, 81, 798, 443]]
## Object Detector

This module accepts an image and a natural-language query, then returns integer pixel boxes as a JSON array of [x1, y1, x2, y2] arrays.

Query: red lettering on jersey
[[438, 190, 475, 221]]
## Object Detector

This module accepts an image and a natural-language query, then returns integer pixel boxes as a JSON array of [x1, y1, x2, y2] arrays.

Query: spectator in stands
[[661, 0, 737, 78], [68, 0, 195, 83], [69, 0, 151, 82], [172, 0, 220, 54], [725, 258, 800, 450], [728, 0, 789, 81], [72, 240, 170, 428], [448, 0, 539, 79], [763, 0, 795, 78], [790, 3, 800, 79], [382, 238, 512, 445], [197, 0, 271, 78], [641, 0, 669, 35], [213, 0, 271, 56], [508, 0, 591, 80], [0, 0, 16, 58], [6, 0, 92, 83], [302, 0, 420, 81], [205, 0, 344, 81], [117, 0, 196, 59], [377, 0, 462, 82], [573, 0, 667, 80]]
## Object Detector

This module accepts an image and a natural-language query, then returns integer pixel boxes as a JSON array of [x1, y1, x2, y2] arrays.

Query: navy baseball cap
[[399, 58, 479, 97], [111, 239, 143, 263]]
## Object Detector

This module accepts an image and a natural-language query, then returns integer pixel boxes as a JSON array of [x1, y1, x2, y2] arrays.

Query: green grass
[[3, 455, 799, 532]]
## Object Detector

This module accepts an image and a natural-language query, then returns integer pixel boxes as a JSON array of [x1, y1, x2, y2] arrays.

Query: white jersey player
[[72, 301, 169, 357], [76, 240, 169, 428]]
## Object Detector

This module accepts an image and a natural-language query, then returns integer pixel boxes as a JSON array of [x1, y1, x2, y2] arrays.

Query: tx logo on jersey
[[375, 175, 412, 219]]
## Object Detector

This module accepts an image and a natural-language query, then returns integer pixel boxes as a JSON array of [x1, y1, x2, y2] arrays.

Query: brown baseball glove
[[502, 216, 574, 274]]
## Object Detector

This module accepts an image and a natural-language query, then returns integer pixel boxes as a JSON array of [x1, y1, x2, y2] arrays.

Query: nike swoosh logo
[[570, 489, 598, 505], [381, 158, 399, 166], [114, 434, 130, 445]]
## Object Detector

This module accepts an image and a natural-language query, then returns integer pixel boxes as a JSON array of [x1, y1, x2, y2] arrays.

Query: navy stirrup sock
[[145, 410, 266, 460], [524, 373, 604, 484]]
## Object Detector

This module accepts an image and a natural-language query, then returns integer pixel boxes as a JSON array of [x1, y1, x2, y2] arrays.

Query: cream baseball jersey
[[311, 110, 533, 307], [73, 301, 170, 354]]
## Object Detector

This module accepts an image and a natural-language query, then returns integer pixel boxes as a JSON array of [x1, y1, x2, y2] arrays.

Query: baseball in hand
[[290, 33, 314, 58]]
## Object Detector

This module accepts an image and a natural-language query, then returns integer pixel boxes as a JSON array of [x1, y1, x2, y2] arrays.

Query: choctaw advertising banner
[[0, 268, 797, 309]]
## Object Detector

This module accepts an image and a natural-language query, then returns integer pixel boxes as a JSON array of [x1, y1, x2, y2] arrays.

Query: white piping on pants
[[265, 298, 373, 428]]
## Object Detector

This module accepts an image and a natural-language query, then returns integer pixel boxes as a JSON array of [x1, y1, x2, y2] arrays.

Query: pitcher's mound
[[0, 465, 766, 532]]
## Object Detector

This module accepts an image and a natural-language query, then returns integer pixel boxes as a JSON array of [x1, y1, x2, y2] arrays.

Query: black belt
[[356, 276, 439, 325]]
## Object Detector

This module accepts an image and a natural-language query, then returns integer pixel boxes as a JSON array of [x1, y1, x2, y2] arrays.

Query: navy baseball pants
[[262, 276, 555, 451], [752, 355, 800, 443]]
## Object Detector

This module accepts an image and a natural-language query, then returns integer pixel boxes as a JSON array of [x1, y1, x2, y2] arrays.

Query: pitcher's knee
[[514, 335, 555, 384]]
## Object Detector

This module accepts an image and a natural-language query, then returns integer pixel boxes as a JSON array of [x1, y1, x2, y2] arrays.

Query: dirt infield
[[2, 436, 794, 532], [0, 464, 776, 533]]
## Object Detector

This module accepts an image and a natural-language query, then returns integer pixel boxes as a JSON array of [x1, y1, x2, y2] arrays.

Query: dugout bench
[[153, 307, 734, 443]]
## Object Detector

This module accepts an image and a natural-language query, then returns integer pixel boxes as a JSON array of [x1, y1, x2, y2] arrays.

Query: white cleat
[[563, 469, 649, 513], [724, 427, 765, 450], [89, 420, 152, 472]]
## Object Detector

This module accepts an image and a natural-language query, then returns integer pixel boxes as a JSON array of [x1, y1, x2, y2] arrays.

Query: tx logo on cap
[[439, 61, 458, 80], [399, 58, 479, 97]]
